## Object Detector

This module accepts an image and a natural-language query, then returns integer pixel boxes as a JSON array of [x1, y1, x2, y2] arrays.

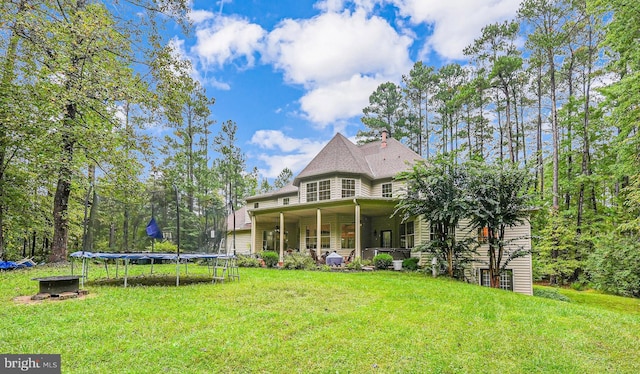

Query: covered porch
[[249, 198, 413, 263]]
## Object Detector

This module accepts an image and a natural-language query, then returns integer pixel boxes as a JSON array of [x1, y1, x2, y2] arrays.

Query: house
[[226, 131, 533, 295]]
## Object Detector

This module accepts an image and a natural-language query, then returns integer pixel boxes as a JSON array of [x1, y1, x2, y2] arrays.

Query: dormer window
[[382, 183, 392, 198], [306, 182, 318, 202], [307, 180, 331, 202], [318, 180, 331, 200], [342, 179, 355, 198]]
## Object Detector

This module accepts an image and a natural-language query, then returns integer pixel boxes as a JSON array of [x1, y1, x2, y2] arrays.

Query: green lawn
[[1, 263, 639, 373]]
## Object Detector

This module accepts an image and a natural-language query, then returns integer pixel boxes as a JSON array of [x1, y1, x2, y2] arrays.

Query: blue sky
[[169, 0, 521, 180]]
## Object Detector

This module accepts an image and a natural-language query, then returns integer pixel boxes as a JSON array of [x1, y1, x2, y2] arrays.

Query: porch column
[[316, 208, 322, 258], [279, 212, 285, 264], [250, 214, 256, 255], [355, 202, 361, 260]]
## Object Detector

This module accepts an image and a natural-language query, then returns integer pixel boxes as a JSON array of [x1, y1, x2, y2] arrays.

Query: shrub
[[533, 288, 571, 302], [402, 257, 420, 271], [236, 255, 261, 268], [588, 234, 640, 297], [346, 259, 363, 270], [146, 240, 177, 253], [282, 253, 316, 270], [318, 264, 331, 272], [261, 251, 280, 268], [570, 278, 590, 291], [373, 253, 393, 270]]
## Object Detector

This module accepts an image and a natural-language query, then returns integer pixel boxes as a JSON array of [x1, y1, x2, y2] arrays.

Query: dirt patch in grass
[[12, 292, 96, 305]]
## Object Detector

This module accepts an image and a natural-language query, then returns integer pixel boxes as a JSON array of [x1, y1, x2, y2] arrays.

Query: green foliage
[[236, 255, 261, 268], [570, 279, 590, 291], [466, 161, 533, 287], [273, 168, 293, 189], [147, 240, 177, 253], [535, 210, 584, 285], [261, 251, 279, 268], [533, 287, 571, 302], [346, 259, 363, 270], [588, 234, 640, 297], [396, 154, 474, 277], [358, 82, 406, 144], [318, 264, 332, 272], [281, 253, 316, 270], [402, 257, 420, 271], [373, 253, 393, 270]]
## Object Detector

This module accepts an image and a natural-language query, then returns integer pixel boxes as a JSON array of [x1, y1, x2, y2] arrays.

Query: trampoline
[[69, 251, 239, 287]]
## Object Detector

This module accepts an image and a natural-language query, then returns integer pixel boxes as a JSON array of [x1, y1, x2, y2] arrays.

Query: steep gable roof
[[293, 133, 373, 186], [226, 205, 251, 231], [293, 133, 421, 185]]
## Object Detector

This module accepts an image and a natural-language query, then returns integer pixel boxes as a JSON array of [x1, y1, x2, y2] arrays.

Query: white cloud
[[264, 10, 411, 86], [263, 9, 412, 126], [249, 130, 328, 177], [314, 0, 345, 12], [299, 74, 382, 124], [389, 0, 520, 60], [191, 15, 266, 68], [188, 9, 216, 24]]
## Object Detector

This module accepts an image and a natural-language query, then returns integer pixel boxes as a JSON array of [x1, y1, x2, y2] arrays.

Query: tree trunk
[[577, 19, 594, 234], [123, 207, 129, 251], [31, 231, 36, 257], [50, 103, 76, 262], [504, 86, 515, 163], [0, 2, 25, 260], [565, 48, 576, 210], [496, 92, 504, 160], [549, 52, 560, 210], [536, 62, 544, 197], [87, 165, 97, 250]]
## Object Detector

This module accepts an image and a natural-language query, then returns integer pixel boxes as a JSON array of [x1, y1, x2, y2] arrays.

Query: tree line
[[1, 0, 638, 296], [0, 0, 263, 262], [359, 0, 639, 296]]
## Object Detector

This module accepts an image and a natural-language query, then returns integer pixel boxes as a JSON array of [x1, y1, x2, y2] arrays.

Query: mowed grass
[[1, 263, 639, 373]]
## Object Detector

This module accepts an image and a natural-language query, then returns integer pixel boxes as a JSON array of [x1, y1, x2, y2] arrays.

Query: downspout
[[353, 199, 361, 260]]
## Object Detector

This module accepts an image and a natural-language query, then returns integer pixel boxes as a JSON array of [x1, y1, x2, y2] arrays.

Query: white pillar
[[250, 214, 256, 255], [355, 202, 361, 260], [279, 212, 285, 264], [316, 208, 322, 258]]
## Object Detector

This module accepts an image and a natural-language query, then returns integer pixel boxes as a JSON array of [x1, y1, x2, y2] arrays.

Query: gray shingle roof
[[293, 133, 373, 185], [246, 183, 298, 201], [226, 205, 251, 231], [293, 133, 421, 185]]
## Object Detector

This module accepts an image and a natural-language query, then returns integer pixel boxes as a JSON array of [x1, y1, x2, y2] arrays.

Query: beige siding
[[251, 199, 278, 209], [370, 180, 406, 198], [300, 177, 373, 201], [279, 195, 298, 205], [360, 179, 372, 197], [412, 216, 533, 295], [464, 219, 532, 295], [226, 230, 252, 255]]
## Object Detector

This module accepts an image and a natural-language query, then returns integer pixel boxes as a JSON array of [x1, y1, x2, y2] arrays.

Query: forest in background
[[0, 0, 638, 296]]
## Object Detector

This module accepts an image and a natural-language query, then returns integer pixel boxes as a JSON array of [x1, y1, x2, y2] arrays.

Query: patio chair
[[309, 249, 319, 264], [345, 250, 355, 264]]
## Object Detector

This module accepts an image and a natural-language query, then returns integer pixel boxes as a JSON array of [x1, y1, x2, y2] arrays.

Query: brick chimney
[[381, 129, 388, 148]]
